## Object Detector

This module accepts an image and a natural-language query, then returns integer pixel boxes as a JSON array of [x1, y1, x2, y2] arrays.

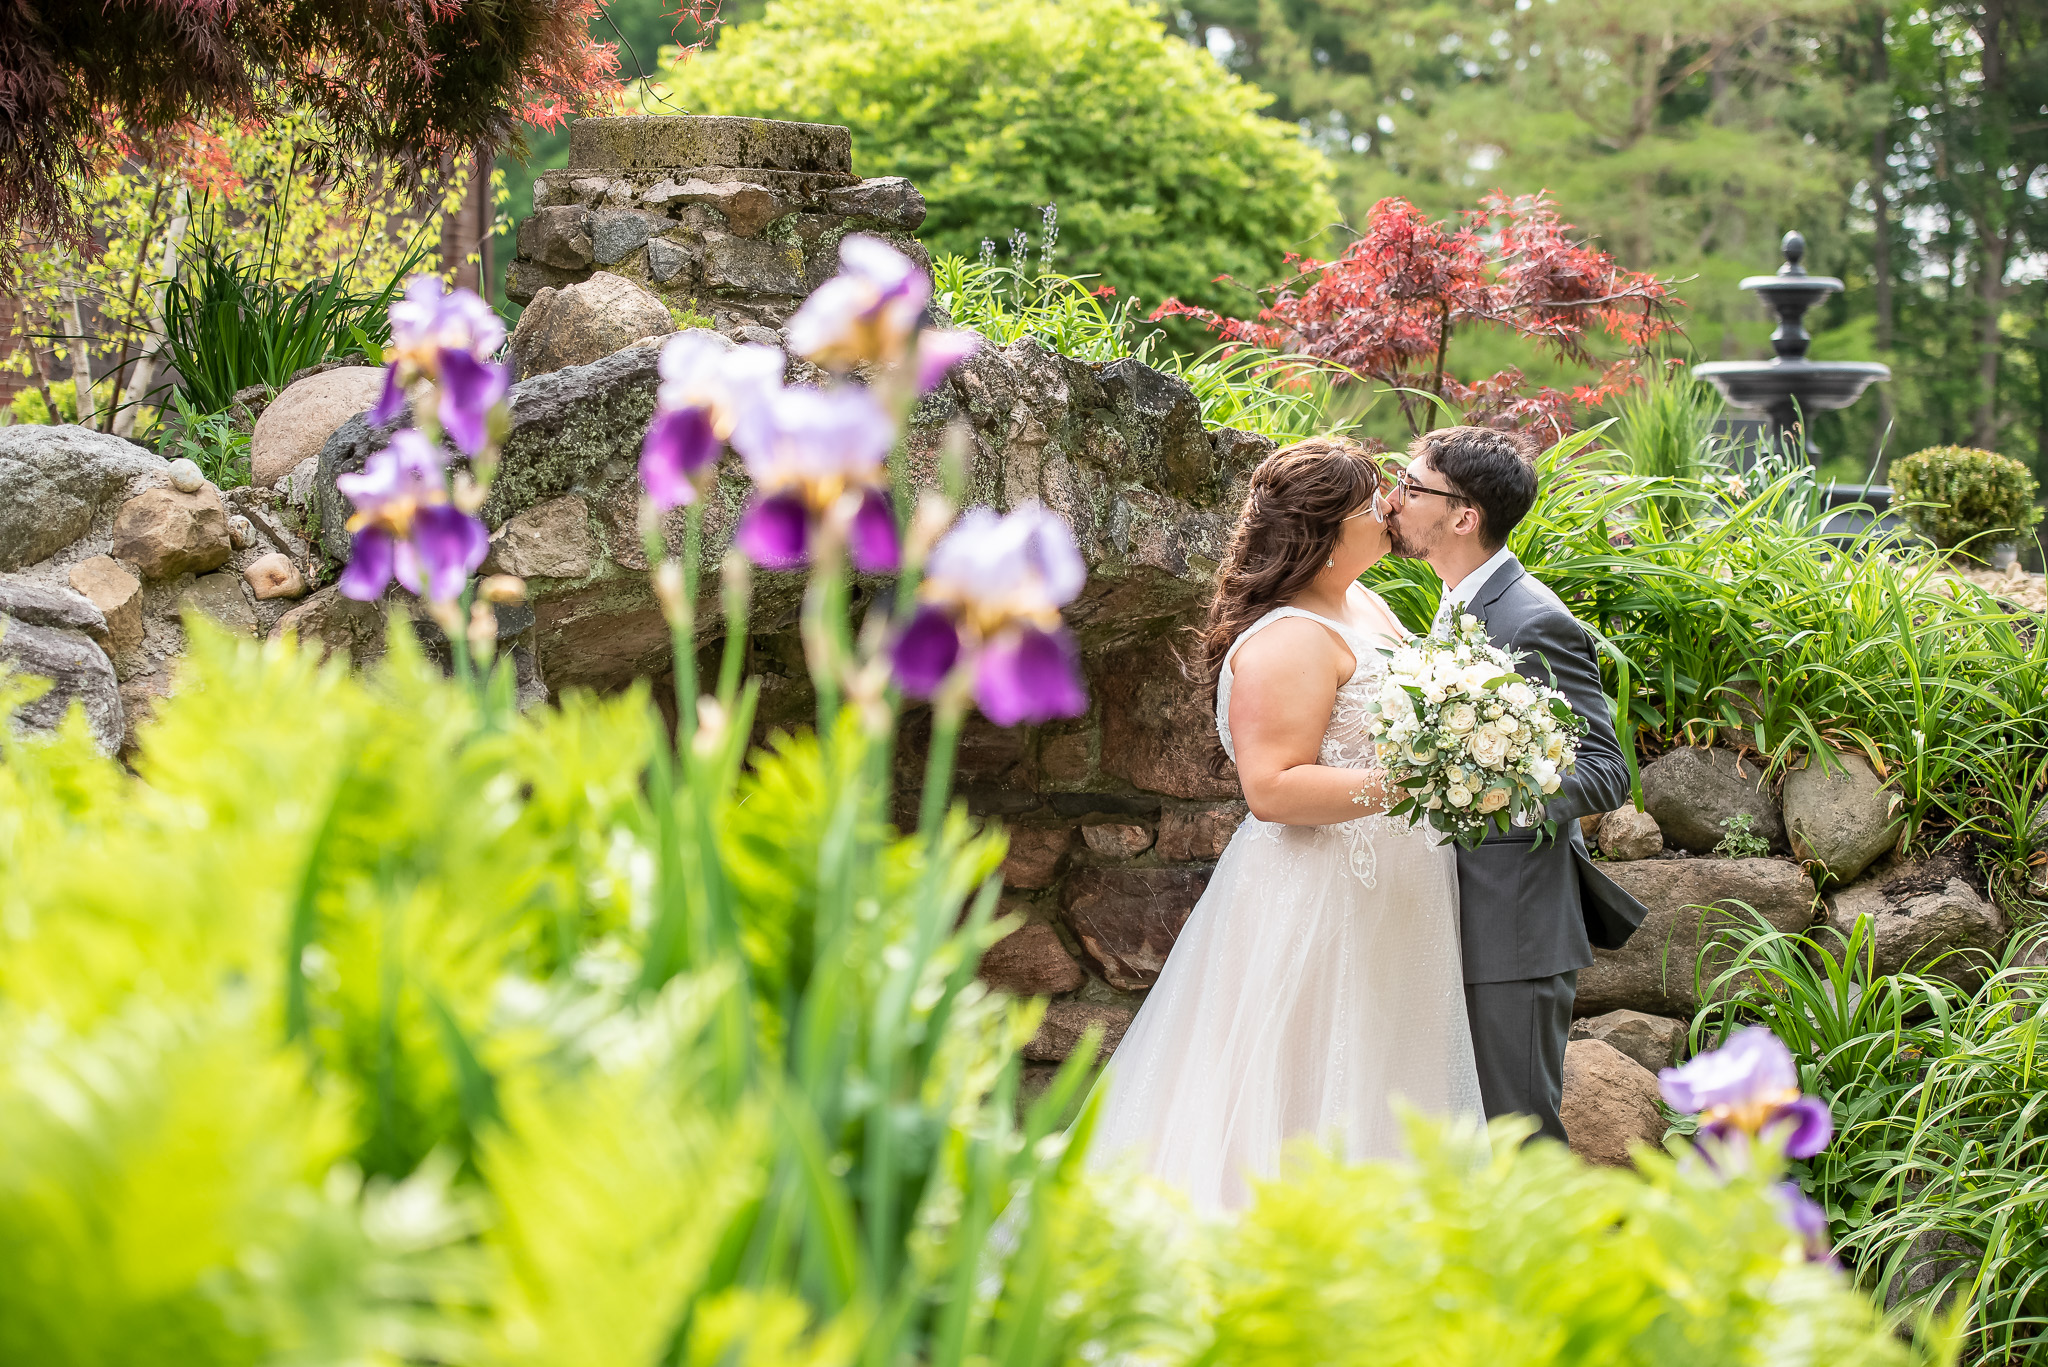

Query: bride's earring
[[1325, 556, 1334, 569]]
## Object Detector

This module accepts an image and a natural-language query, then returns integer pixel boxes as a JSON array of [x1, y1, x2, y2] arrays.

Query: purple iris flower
[[731, 384, 900, 572], [914, 328, 981, 394], [436, 349, 511, 457], [638, 335, 786, 511], [1660, 1026, 1834, 1159], [785, 234, 931, 371], [335, 430, 489, 604], [889, 502, 1088, 724]]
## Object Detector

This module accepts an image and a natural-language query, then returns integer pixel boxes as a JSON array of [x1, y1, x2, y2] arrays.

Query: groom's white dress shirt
[[1430, 544, 1517, 634]]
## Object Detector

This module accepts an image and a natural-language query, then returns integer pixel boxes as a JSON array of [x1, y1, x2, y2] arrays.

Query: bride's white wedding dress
[[1086, 597, 1483, 1211]]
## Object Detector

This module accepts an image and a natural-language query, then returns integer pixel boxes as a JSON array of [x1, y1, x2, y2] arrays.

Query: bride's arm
[[1227, 618, 1391, 826]]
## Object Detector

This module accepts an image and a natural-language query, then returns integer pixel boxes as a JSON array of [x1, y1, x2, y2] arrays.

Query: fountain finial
[[1778, 230, 1807, 277]]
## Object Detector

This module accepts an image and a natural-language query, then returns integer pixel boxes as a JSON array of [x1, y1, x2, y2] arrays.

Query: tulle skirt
[[1086, 812, 1483, 1211]]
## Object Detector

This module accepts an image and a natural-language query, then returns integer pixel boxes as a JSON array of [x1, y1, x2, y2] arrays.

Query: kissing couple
[[1086, 425, 1649, 1210]]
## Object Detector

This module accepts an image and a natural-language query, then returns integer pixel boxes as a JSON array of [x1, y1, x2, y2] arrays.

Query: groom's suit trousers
[[1464, 971, 1578, 1143]]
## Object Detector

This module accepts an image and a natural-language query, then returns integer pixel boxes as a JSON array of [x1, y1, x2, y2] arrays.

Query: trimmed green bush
[[1888, 445, 2042, 557], [648, 0, 1339, 314]]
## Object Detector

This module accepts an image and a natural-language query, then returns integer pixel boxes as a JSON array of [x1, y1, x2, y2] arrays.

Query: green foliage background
[[642, 0, 1339, 318]]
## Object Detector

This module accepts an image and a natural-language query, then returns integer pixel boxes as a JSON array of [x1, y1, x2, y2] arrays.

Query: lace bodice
[[1215, 596, 1416, 887]]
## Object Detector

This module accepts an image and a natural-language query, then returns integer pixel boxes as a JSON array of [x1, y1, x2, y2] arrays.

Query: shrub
[[649, 0, 1339, 315], [1888, 445, 2043, 556]]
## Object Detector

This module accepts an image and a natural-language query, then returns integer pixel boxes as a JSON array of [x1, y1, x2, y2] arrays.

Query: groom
[[1387, 426, 1647, 1143]]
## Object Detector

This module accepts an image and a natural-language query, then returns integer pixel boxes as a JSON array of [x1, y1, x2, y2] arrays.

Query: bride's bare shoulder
[[1230, 614, 1352, 684]]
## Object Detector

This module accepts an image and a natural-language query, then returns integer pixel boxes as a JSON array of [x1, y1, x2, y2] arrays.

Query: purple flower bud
[[394, 503, 490, 603], [914, 328, 980, 394], [892, 604, 962, 696], [436, 348, 510, 456], [785, 234, 930, 370], [735, 490, 811, 569], [339, 526, 396, 601], [640, 407, 720, 510], [1773, 1182, 1834, 1264], [848, 487, 901, 573], [367, 364, 406, 427], [975, 625, 1087, 726]]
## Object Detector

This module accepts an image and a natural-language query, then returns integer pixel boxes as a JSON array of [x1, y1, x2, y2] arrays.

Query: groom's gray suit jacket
[[1458, 555, 1647, 984]]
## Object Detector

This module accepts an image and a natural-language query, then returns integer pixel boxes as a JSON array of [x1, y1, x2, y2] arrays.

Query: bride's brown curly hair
[[1192, 436, 1386, 689]]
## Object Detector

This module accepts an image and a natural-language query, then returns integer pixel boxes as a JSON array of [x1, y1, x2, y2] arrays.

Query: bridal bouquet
[[1359, 613, 1584, 848]]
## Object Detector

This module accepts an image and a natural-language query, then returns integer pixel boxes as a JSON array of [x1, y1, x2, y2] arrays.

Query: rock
[[507, 273, 673, 380], [1023, 1001, 1133, 1064], [1039, 730, 1093, 785], [1577, 858, 1817, 1016], [110, 485, 232, 580], [979, 923, 1086, 997], [280, 456, 323, 511], [1081, 821, 1154, 858], [646, 237, 690, 284], [0, 613, 123, 753], [1639, 747, 1786, 854], [117, 671, 170, 753], [242, 552, 307, 601], [1156, 804, 1244, 862], [1569, 1009, 1688, 1073], [1098, 643, 1239, 800], [250, 367, 390, 488], [1561, 1038, 1667, 1167], [590, 209, 666, 265], [703, 237, 808, 296], [480, 495, 597, 580], [819, 177, 926, 230], [0, 575, 110, 646], [1597, 806, 1664, 861], [651, 179, 787, 237], [166, 457, 206, 493], [568, 114, 854, 177], [181, 572, 258, 636], [1580, 813, 1603, 842], [67, 555, 143, 653], [1096, 358, 1214, 500], [518, 205, 595, 270], [1825, 863, 2008, 980], [227, 514, 254, 549], [271, 586, 386, 663], [1061, 867, 1210, 990], [1783, 750, 1902, 884], [0, 424, 166, 571], [1002, 824, 1073, 890]]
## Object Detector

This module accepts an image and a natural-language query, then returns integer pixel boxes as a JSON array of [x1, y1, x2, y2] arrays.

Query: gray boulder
[[1824, 861, 2008, 982], [1578, 857, 1817, 1016], [1570, 1008, 1688, 1073], [1640, 746, 1786, 853], [0, 425, 165, 571], [1597, 806, 1664, 861], [0, 609, 123, 754], [0, 575, 110, 648], [507, 272, 673, 380], [1783, 750, 1902, 884]]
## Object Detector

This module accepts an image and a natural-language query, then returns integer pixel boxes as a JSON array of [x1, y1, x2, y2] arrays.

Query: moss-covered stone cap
[[569, 116, 853, 175]]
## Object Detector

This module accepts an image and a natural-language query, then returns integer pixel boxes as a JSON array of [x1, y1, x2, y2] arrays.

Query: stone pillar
[[506, 115, 929, 334]]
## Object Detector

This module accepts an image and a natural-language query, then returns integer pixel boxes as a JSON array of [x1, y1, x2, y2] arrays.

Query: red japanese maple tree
[[1155, 192, 1683, 436]]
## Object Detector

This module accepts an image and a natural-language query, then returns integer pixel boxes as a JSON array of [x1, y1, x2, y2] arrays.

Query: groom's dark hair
[[1411, 426, 1539, 550]]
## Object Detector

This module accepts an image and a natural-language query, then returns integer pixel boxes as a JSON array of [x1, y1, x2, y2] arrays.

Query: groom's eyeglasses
[[1395, 472, 1469, 505]]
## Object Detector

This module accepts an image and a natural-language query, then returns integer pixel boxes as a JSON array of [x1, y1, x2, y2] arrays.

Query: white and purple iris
[[733, 383, 900, 573], [1658, 1026, 1834, 1159], [367, 276, 511, 457], [891, 503, 1089, 726], [638, 334, 785, 511], [785, 234, 979, 392], [336, 430, 490, 604]]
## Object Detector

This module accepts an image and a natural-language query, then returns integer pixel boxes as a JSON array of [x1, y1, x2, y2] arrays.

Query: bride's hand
[[1227, 617, 1392, 826]]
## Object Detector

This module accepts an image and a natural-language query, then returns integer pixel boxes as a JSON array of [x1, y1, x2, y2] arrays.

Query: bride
[[1086, 436, 1482, 1211]]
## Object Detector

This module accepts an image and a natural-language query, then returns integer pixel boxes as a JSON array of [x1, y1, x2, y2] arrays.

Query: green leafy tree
[[645, 0, 1340, 314]]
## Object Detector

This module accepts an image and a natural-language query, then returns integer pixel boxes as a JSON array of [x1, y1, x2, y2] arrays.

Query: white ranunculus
[[1443, 702, 1478, 734], [1478, 786, 1512, 814]]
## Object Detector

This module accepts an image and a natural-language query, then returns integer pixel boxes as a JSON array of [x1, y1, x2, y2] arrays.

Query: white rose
[[1478, 786, 1512, 814], [1446, 785, 1473, 809], [1460, 664, 1497, 696], [1502, 681, 1537, 711], [1493, 715, 1519, 735], [1390, 647, 1425, 675], [1544, 733, 1565, 762], [1403, 738, 1437, 766], [1443, 702, 1478, 735], [1459, 613, 1480, 633], [1514, 723, 1532, 746], [1541, 773, 1562, 795], [1470, 730, 1510, 769]]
